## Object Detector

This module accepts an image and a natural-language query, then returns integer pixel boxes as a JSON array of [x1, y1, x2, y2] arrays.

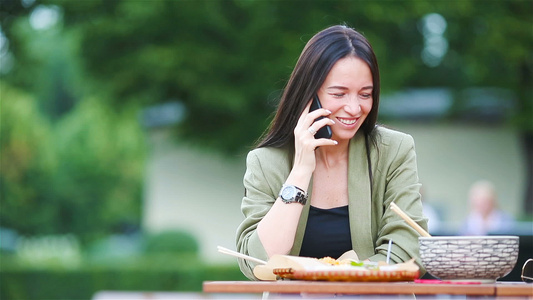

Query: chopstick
[[386, 239, 393, 264], [389, 202, 431, 237], [217, 246, 267, 265]]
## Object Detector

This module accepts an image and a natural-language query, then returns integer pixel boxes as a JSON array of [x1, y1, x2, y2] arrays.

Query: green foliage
[[52, 98, 146, 242], [143, 230, 200, 255], [30, 0, 531, 155], [2, 0, 531, 152], [0, 82, 57, 234], [0, 256, 247, 300], [15, 234, 82, 269], [0, 83, 146, 243]]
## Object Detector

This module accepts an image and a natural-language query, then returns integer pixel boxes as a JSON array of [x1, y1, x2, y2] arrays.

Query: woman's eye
[[360, 93, 372, 99], [332, 93, 345, 98]]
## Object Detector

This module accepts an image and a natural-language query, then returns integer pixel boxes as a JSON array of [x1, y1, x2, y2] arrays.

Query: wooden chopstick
[[389, 202, 431, 237], [217, 246, 267, 265]]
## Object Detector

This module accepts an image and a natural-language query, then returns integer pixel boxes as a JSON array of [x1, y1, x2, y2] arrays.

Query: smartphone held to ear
[[309, 95, 333, 139]]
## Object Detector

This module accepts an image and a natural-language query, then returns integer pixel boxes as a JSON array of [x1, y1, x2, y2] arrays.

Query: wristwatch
[[278, 184, 308, 205]]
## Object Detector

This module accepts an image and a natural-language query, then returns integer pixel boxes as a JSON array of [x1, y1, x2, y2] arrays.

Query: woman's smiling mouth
[[337, 117, 357, 125]]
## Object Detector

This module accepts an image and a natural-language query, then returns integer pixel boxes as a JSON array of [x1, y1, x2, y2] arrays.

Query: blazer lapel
[[348, 132, 375, 259]]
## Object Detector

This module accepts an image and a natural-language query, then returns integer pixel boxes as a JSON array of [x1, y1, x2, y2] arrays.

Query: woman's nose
[[344, 96, 361, 115]]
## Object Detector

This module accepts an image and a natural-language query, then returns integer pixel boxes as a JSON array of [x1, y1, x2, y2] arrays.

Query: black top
[[299, 205, 352, 259]]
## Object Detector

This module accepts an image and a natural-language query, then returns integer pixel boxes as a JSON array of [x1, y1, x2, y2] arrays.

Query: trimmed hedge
[[1, 261, 247, 300]]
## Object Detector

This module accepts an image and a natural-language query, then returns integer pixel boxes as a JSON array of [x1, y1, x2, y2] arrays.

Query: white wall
[[143, 128, 246, 263], [143, 124, 526, 262], [390, 122, 526, 231]]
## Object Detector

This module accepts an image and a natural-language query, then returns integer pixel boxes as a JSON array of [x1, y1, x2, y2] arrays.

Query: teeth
[[339, 118, 356, 125]]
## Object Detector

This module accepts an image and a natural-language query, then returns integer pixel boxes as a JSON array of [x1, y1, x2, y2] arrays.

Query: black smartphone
[[309, 94, 332, 139]]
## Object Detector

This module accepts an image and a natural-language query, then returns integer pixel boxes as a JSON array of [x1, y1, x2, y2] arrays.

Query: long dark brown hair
[[256, 25, 380, 150]]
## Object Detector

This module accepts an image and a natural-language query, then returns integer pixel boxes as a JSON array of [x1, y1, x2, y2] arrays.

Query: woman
[[236, 25, 428, 280], [460, 180, 514, 236]]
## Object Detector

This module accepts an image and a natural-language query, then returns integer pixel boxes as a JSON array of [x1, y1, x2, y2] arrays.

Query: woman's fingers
[[295, 100, 336, 144], [298, 100, 332, 129], [308, 117, 335, 135], [292, 100, 337, 172], [306, 110, 333, 129]]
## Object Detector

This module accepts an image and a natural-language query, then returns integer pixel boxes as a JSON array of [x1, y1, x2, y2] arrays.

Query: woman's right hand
[[292, 100, 337, 174], [256, 101, 336, 258]]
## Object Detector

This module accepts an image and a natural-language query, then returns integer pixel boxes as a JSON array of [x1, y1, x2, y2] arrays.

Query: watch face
[[281, 185, 295, 200]]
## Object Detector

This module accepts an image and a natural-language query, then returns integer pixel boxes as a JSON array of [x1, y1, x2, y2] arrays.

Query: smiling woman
[[235, 25, 429, 280]]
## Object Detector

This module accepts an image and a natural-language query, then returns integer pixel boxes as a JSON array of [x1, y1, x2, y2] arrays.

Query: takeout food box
[[253, 250, 420, 281]]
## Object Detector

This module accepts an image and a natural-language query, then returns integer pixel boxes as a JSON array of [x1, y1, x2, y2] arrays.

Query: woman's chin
[[333, 129, 360, 141]]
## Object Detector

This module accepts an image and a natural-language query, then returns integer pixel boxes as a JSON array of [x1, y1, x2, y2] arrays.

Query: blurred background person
[[460, 180, 515, 236]]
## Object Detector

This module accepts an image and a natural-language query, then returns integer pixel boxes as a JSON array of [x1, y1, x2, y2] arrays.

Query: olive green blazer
[[236, 126, 428, 280]]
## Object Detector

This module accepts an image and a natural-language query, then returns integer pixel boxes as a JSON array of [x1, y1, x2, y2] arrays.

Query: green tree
[[0, 82, 57, 234], [0, 82, 146, 242], [27, 0, 530, 144], [1, 1, 147, 241], [51, 98, 146, 242]]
